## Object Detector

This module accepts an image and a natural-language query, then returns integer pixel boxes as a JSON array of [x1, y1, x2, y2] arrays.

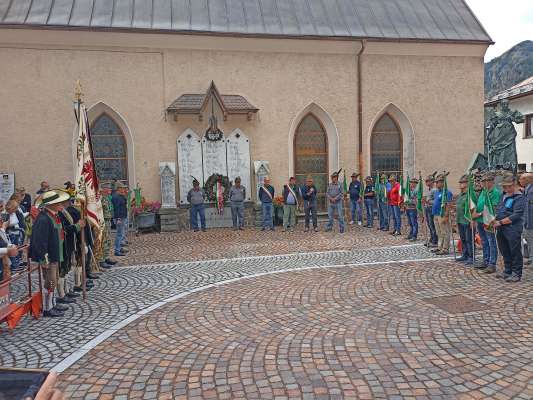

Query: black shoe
[[43, 309, 64, 318], [99, 262, 112, 269], [474, 263, 487, 270], [239, 227, 244, 231], [105, 259, 117, 265], [505, 274, 521, 282], [455, 256, 467, 262], [67, 292, 80, 298], [57, 297, 76, 304], [86, 273, 99, 279], [193, 229, 199, 232], [201, 228, 207, 232], [73, 285, 91, 292], [53, 304, 69, 312], [115, 252, 127, 257], [407, 235, 413, 240]]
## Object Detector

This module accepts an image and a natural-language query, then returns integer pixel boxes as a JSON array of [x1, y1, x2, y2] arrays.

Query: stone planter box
[[136, 212, 157, 232]]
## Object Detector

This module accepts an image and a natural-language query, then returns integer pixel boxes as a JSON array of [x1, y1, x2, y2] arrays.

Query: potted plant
[[272, 195, 284, 226], [132, 198, 161, 230]]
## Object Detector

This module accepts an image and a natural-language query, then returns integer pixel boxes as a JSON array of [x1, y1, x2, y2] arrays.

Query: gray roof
[[485, 76, 533, 105], [0, 0, 491, 43]]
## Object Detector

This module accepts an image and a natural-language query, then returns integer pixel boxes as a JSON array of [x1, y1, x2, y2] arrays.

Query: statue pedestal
[[159, 208, 179, 232]]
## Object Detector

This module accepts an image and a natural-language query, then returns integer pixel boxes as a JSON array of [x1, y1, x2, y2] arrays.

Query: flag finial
[[74, 79, 84, 102]]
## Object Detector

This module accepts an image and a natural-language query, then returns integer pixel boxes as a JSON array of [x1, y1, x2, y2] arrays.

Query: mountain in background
[[484, 40, 533, 99]]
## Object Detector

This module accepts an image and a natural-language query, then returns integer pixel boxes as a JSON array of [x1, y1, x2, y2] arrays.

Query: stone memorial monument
[[159, 162, 176, 208], [253, 161, 271, 204], [226, 129, 251, 201], [177, 128, 203, 205]]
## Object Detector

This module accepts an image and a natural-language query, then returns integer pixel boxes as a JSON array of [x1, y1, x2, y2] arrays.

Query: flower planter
[[136, 212, 156, 230]]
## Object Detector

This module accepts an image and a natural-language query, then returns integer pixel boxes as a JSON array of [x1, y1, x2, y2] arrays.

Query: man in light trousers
[[229, 177, 246, 230], [325, 172, 345, 233]]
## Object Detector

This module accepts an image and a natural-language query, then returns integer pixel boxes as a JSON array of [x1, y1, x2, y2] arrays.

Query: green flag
[[440, 175, 448, 217], [134, 186, 142, 208], [359, 175, 365, 199], [416, 173, 423, 212], [482, 187, 496, 232], [404, 175, 411, 202], [464, 174, 477, 222], [374, 171, 381, 202], [343, 170, 348, 193]]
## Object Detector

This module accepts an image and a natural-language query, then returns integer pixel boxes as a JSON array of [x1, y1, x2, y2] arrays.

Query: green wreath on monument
[[204, 173, 231, 202]]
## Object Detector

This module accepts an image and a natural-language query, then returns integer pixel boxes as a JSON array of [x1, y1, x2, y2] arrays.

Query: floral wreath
[[204, 174, 231, 202]]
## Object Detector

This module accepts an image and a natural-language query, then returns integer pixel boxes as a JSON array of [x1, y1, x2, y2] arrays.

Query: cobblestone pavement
[[58, 261, 532, 400], [119, 224, 407, 265]]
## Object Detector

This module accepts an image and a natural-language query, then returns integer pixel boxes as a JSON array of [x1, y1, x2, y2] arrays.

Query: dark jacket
[[496, 192, 525, 232], [525, 184, 533, 230], [301, 185, 318, 207], [20, 194, 32, 213], [282, 185, 299, 205], [111, 193, 128, 219], [59, 208, 79, 256], [259, 185, 275, 204], [349, 181, 361, 201], [29, 210, 61, 263]]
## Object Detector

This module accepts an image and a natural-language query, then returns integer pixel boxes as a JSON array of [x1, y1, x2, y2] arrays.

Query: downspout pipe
[[357, 40, 366, 176]]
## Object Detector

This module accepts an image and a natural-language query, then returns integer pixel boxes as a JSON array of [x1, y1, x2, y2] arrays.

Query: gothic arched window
[[371, 113, 402, 175], [294, 114, 328, 211], [90, 114, 128, 185]]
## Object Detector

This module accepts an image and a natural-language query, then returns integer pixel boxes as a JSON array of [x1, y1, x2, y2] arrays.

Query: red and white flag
[[74, 102, 105, 238]]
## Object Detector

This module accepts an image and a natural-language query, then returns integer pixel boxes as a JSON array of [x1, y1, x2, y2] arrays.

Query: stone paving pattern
[[58, 262, 532, 399]]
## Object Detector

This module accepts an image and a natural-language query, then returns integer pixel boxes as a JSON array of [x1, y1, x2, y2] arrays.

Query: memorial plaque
[[253, 161, 271, 204], [0, 173, 14, 204], [204, 207, 234, 228], [202, 136, 227, 180], [177, 129, 203, 204], [226, 129, 251, 201], [159, 162, 176, 208]]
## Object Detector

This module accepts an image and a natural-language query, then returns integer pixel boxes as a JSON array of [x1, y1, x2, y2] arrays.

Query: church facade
[[0, 0, 491, 205]]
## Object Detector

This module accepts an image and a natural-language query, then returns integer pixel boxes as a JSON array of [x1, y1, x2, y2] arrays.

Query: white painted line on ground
[[119, 243, 426, 270], [51, 255, 453, 373]]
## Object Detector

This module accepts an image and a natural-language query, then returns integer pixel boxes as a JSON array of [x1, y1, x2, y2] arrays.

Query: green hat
[[481, 171, 495, 182]]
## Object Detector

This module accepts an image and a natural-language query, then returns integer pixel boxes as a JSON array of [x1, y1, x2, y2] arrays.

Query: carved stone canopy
[[167, 81, 259, 122]]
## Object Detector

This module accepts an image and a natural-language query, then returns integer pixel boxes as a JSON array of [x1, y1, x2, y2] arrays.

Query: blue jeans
[[406, 209, 418, 238], [477, 222, 498, 266], [458, 223, 473, 260], [497, 226, 522, 278], [327, 201, 345, 232], [425, 206, 438, 244], [261, 202, 273, 229], [350, 199, 362, 223], [114, 218, 126, 254], [364, 198, 374, 227], [391, 205, 401, 233], [378, 201, 389, 230], [231, 202, 245, 228], [7, 230, 23, 269], [190, 204, 206, 230]]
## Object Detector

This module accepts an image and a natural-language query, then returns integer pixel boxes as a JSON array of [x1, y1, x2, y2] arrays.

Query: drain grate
[[424, 295, 488, 314]]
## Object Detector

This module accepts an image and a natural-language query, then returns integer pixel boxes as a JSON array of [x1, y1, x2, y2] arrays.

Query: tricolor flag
[[482, 188, 496, 232], [464, 174, 477, 222], [74, 101, 105, 241], [439, 175, 449, 217], [416, 173, 424, 213], [359, 175, 365, 199]]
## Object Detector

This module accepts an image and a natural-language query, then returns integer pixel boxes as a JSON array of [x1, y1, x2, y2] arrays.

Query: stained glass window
[[294, 114, 328, 211], [371, 114, 402, 176], [90, 114, 128, 185]]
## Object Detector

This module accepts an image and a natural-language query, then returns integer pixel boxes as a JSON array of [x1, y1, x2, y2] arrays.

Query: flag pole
[[75, 81, 87, 302]]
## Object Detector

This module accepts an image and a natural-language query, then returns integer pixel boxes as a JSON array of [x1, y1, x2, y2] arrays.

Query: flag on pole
[[343, 170, 348, 193], [359, 175, 365, 199], [74, 101, 105, 239], [416, 173, 424, 213], [464, 174, 477, 222], [134, 186, 142, 208], [215, 176, 224, 214], [374, 171, 381, 202], [439, 175, 449, 217], [403, 175, 411, 203], [482, 188, 496, 232]]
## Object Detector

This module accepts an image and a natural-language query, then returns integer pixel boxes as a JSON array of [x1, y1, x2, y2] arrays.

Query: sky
[[465, 0, 533, 61]]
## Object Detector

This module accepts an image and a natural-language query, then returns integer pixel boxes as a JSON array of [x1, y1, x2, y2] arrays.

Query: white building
[[486, 76, 533, 172]]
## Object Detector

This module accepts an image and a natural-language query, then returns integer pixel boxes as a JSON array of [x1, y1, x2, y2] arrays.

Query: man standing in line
[[519, 173, 532, 266], [363, 176, 375, 228], [325, 172, 345, 233], [259, 177, 275, 231], [282, 177, 299, 232], [377, 174, 390, 231], [29, 190, 71, 318], [348, 173, 363, 226], [387, 175, 402, 236], [431, 174, 453, 255], [36, 181, 50, 196], [404, 177, 419, 241], [187, 179, 207, 232], [423, 174, 439, 247], [229, 177, 246, 231], [99, 184, 117, 267], [112, 182, 129, 256], [472, 172, 501, 273], [493, 175, 526, 282], [301, 176, 318, 232], [455, 175, 474, 265]]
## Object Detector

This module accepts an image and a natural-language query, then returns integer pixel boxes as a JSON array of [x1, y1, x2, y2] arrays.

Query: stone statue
[[486, 100, 523, 171]]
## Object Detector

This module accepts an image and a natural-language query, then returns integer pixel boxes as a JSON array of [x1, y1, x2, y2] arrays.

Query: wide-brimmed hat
[[351, 173, 358, 178], [115, 181, 128, 189], [459, 174, 469, 183], [410, 177, 419, 184], [435, 173, 447, 182], [35, 190, 71, 207], [388, 174, 397, 181], [481, 171, 495, 182], [331, 172, 339, 178]]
